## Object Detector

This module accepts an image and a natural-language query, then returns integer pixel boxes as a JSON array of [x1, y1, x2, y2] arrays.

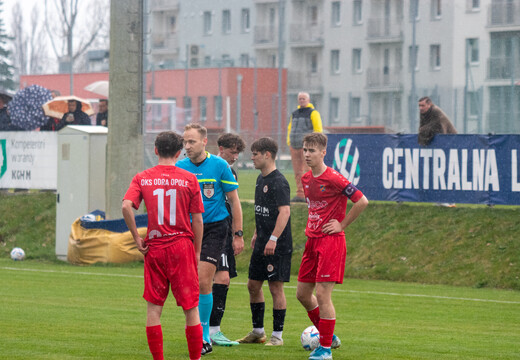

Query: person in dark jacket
[[96, 99, 108, 126], [56, 100, 91, 130], [418, 96, 457, 207], [0, 95, 22, 131], [418, 96, 457, 146]]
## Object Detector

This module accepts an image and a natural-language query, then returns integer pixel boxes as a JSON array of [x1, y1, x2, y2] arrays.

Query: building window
[[350, 97, 361, 121], [309, 53, 318, 73], [352, 48, 362, 73], [331, 50, 340, 74], [199, 96, 207, 122], [183, 96, 192, 122], [168, 16, 177, 33], [468, 91, 480, 117], [467, 38, 479, 64], [331, 1, 341, 26], [204, 56, 212, 67], [353, 0, 363, 24], [409, 45, 419, 71], [330, 97, 340, 123], [431, 0, 442, 19], [222, 10, 231, 34], [214, 96, 223, 122], [241, 8, 250, 32], [309, 6, 318, 26], [410, 0, 419, 20], [469, 0, 480, 11], [270, 54, 277, 68], [240, 53, 250, 67], [203, 11, 212, 35], [430, 44, 441, 70]]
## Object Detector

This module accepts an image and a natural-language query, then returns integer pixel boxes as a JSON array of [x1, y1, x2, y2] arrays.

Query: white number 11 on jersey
[[153, 188, 177, 226]]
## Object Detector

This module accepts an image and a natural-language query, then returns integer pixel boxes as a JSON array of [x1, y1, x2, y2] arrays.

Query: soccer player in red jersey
[[296, 132, 368, 360], [122, 131, 204, 360]]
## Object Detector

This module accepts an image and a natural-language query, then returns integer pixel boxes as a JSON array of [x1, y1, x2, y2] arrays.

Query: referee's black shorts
[[200, 218, 228, 266], [215, 216, 237, 277]]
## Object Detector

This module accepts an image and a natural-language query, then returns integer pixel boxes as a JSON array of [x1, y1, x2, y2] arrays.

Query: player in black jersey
[[236, 137, 292, 347], [210, 133, 246, 347]]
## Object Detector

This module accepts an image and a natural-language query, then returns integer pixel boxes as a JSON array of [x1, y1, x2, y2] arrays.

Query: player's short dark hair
[[99, 99, 108, 104], [184, 123, 207, 138], [418, 96, 432, 104], [251, 137, 278, 158], [303, 132, 327, 150], [217, 133, 246, 152], [155, 131, 183, 158]]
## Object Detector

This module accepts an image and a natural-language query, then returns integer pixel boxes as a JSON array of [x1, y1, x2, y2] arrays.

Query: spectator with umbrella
[[42, 96, 94, 131], [8, 85, 53, 131]]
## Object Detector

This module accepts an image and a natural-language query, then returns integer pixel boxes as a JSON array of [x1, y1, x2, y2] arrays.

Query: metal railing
[[487, 57, 520, 79], [488, 0, 520, 27], [288, 23, 324, 44], [366, 67, 403, 90], [366, 17, 404, 41]]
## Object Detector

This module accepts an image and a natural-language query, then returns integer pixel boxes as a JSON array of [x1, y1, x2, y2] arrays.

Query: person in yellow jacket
[[287, 92, 323, 202]]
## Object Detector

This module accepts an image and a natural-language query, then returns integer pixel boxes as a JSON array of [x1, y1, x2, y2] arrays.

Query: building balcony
[[151, 32, 178, 54], [150, 0, 179, 11], [487, 57, 520, 80], [254, 25, 278, 47], [288, 23, 324, 47], [288, 70, 323, 93], [366, 67, 403, 92], [488, 111, 520, 133], [366, 18, 404, 43], [488, 0, 520, 29]]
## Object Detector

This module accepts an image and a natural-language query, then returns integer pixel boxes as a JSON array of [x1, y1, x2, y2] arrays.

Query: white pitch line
[[2, 266, 520, 305]]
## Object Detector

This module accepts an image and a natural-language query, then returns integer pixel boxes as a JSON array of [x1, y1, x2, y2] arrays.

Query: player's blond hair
[[184, 123, 207, 138]]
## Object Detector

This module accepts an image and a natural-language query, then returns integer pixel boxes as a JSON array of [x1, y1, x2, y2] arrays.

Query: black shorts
[[216, 216, 237, 277], [248, 251, 292, 282], [201, 219, 228, 266]]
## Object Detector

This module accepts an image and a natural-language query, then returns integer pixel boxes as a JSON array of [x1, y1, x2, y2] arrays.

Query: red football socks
[[319, 318, 336, 348], [186, 323, 203, 360], [307, 306, 321, 329], [146, 325, 164, 360]]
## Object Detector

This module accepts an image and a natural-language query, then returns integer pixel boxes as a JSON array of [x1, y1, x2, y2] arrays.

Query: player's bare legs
[[296, 281, 317, 311], [146, 302, 164, 326], [199, 262, 217, 294], [315, 282, 335, 319]]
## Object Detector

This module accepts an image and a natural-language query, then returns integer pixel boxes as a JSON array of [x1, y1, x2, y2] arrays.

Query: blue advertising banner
[[325, 134, 520, 205]]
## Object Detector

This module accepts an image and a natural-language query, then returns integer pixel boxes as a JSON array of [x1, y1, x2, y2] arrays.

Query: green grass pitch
[[2, 259, 519, 359]]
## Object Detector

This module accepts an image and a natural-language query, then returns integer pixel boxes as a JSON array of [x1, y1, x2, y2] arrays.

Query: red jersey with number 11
[[124, 165, 204, 248], [301, 167, 363, 238]]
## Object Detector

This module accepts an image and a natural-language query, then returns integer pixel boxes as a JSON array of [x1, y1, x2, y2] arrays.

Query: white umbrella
[[84, 81, 109, 97]]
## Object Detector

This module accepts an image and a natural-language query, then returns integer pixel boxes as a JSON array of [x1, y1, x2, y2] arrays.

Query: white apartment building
[[148, 0, 520, 134]]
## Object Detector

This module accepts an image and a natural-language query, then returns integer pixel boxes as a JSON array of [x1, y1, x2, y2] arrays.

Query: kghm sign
[[0, 132, 57, 190], [325, 134, 520, 205]]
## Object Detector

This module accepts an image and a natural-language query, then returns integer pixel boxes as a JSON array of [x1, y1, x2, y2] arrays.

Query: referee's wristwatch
[[234, 230, 243, 237]]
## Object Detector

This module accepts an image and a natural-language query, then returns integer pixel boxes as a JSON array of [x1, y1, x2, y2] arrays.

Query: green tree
[[0, 0, 15, 90]]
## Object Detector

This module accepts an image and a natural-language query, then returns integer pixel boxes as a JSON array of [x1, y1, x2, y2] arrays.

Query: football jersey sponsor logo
[[333, 138, 361, 185], [149, 230, 162, 239], [203, 183, 215, 198]]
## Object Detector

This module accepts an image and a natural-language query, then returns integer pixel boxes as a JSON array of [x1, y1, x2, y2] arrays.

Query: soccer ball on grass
[[301, 325, 320, 351], [10, 247, 26, 261]]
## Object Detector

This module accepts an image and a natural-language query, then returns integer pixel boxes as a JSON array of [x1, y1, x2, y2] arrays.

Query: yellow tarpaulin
[[67, 218, 145, 265]]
